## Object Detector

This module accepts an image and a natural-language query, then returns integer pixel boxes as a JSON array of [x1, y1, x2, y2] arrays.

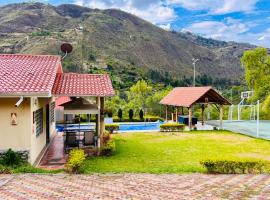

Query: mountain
[[0, 2, 255, 89]]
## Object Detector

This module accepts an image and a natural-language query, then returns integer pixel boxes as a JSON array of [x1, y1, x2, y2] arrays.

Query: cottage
[[0, 54, 114, 164]]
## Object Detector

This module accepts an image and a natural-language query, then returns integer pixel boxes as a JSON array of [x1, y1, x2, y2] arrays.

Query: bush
[[129, 109, 134, 120], [112, 116, 164, 123], [0, 165, 11, 174], [139, 109, 144, 120], [201, 159, 270, 174], [160, 123, 185, 132], [144, 116, 164, 122], [105, 124, 120, 134], [0, 149, 25, 167], [100, 140, 116, 156], [65, 149, 86, 174], [118, 109, 123, 119]]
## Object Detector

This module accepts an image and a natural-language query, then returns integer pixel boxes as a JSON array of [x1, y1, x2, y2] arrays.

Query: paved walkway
[[1, 174, 270, 199], [39, 133, 67, 170]]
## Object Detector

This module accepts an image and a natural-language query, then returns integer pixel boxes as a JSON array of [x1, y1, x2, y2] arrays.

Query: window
[[50, 102, 55, 123], [35, 108, 43, 136]]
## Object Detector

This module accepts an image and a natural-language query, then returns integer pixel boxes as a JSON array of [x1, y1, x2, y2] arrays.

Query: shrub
[[160, 123, 185, 132], [139, 109, 144, 120], [105, 124, 120, 134], [100, 140, 116, 156], [201, 159, 270, 174], [129, 109, 134, 120], [0, 165, 11, 174], [112, 116, 164, 123], [145, 116, 164, 122], [0, 149, 25, 167], [65, 149, 86, 174], [118, 109, 123, 119]]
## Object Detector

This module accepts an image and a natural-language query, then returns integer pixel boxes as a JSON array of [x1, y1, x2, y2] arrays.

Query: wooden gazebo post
[[175, 106, 178, 123], [201, 104, 205, 126], [165, 105, 168, 122], [100, 97, 105, 136], [219, 104, 223, 130], [188, 106, 192, 130]]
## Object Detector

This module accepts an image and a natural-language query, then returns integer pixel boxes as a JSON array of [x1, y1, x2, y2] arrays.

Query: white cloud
[[183, 18, 270, 47], [159, 23, 171, 30], [184, 18, 250, 40], [74, 0, 176, 24], [168, 0, 259, 14]]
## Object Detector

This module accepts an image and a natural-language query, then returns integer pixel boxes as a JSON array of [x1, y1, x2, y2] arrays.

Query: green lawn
[[81, 131, 270, 174]]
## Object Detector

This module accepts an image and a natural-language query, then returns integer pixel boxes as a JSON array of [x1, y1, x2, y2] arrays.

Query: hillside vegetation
[[0, 3, 255, 89]]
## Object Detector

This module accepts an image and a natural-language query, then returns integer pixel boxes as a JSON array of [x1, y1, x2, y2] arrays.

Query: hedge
[[160, 123, 185, 132], [201, 159, 270, 174], [105, 124, 120, 134], [113, 116, 164, 123]]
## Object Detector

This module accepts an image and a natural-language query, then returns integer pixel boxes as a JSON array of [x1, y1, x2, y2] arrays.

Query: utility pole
[[192, 58, 199, 87]]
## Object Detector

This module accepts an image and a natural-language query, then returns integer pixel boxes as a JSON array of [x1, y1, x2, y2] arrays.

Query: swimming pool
[[208, 120, 270, 140], [119, 122, 162, 132], [56, 121, 162, 132]]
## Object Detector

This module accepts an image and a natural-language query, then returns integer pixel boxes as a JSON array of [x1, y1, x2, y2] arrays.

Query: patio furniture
[[64, 132, 79, 153], [83, 131, 95, 146]]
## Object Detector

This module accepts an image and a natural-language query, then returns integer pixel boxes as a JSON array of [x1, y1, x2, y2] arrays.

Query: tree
[[241, 47, 270, 100], [139, 109, 144, 120], [118, 108, 123, 119], [105, 91, 126, 116], [129, 109, 134, 120], [126, 79, 152, 114], [146, 87, 172, 116]]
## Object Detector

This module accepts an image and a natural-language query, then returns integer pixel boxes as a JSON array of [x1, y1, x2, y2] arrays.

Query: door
[[46, 104, 50, 144]]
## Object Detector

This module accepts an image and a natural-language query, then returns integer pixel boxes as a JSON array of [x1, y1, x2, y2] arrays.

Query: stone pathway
[[0, 174, 270, 199]]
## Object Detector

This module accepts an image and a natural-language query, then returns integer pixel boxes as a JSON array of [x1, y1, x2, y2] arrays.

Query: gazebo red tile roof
[[160, 87, 230, 107], [0, 54, 62, 96], [52, 73, 115, 97]]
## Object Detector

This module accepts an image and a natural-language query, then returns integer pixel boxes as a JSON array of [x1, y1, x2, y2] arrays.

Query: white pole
[[193, 62, 196, 87], [257, 100, 260, 137]]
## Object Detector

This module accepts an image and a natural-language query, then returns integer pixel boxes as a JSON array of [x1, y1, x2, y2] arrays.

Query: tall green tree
[[241, 47, 270, 100], [126, 80, 152, 114]]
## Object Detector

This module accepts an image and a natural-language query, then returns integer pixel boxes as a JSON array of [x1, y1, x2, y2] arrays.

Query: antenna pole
[[62, 51, 68, 60]]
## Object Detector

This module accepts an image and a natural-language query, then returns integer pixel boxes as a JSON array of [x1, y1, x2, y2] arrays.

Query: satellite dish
[[60, 43, 73, 59]]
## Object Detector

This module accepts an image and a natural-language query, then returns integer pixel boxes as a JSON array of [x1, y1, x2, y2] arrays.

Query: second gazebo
[[160, 86, 231, 130]]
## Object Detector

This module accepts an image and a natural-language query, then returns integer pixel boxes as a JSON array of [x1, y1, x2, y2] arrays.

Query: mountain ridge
[[0, 2, 255, 88]]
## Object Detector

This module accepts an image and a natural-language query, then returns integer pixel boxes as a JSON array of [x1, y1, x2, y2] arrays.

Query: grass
[[81, 131, 270, 174]]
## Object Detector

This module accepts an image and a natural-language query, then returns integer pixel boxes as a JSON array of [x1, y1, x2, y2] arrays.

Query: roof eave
[[0, 92, 51, 98]]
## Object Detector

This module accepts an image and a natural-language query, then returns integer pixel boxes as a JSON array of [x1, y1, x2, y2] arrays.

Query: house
[[0, 54, 114, 164]]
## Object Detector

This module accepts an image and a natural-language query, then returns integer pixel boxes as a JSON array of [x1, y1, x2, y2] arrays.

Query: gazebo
[[52, 73, 115, 149], [160, 87, 231, 129]]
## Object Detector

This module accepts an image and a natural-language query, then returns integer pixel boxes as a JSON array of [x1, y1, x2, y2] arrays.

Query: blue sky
[[1, 0, 270, 47]]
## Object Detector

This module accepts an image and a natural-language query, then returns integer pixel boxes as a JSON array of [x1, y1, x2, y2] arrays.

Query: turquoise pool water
[[56, 121, 162, 132], [208, 120, 270, 140]]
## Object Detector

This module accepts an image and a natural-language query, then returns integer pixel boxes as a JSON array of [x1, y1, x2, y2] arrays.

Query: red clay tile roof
[[52, 73, 115, 97], [55, 96, 71, 110], [160, 87, 230, 107], [0, 54, 62, 96]]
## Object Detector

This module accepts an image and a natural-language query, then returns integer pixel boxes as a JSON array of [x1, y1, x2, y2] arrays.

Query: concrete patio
[[1, 173, 270, 199]]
